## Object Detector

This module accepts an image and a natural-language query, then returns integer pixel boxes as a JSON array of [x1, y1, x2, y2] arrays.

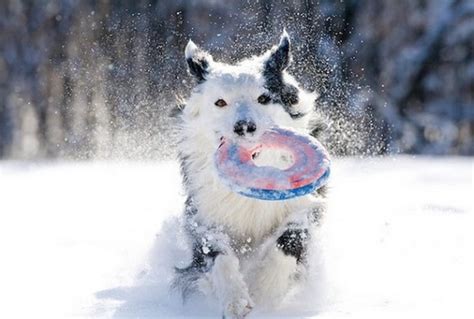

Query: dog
[[173, 31, 328, 318]]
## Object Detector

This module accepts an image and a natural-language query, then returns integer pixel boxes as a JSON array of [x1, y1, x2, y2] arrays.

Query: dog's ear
[[185, 40, 213, 83], [265, 30, 291, 73]]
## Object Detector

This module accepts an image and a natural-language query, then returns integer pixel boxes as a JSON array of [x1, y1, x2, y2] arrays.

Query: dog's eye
[[257, 94, 271, 105], [214, 99, 227, 107]]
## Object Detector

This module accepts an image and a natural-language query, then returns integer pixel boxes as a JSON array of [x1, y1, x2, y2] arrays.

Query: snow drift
[[0, 157, 472, 318]]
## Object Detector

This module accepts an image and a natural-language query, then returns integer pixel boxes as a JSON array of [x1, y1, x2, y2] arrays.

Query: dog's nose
[[234, 120, 257, 136]]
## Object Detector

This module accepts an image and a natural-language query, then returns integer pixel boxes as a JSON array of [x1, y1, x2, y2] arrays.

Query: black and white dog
[[174, 31, 328, 318]]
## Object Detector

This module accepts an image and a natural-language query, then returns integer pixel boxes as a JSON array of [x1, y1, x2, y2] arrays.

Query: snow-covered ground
[[0, 157, 472, 318]]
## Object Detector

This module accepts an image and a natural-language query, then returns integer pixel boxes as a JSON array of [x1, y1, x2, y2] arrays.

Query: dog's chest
[[180, 132, 313, 242], [193, 182, 310, 243]]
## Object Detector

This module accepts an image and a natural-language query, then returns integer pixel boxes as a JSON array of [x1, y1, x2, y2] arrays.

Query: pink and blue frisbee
[[215, 127, 330, 200]]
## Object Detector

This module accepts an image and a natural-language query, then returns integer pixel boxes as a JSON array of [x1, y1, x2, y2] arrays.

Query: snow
[[0, 157, 472, 318]]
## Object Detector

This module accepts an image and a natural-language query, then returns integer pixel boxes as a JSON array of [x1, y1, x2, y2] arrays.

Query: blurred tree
[[0, 0, 472, 159]]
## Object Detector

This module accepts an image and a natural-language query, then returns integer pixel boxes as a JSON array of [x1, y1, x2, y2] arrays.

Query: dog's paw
[[223, 295, 254, 319], [247, 246, 299, 306]]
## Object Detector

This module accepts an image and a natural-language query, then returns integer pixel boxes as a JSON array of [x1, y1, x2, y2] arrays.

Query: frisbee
[[215, 127, 330, 200]]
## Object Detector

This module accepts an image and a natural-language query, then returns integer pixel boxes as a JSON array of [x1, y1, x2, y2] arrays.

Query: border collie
[[174, 31, 328, 318]]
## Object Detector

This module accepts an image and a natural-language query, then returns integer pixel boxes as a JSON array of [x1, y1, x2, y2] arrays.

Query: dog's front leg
[[246, 201, 324, 305], [246, 225, 308, 305], [199, 252, 254, 318], [183, 214, 254, 318]]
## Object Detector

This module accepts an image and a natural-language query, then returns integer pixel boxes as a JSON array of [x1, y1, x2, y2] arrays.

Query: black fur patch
[[265, 35, 290, 72], [173, 241, 219, 300], [187, 56, 209, 83], [180, 199, 222, 267], [179, 241, 219, 272], [276, 227, 309, 263], [263, 75, 304, 119], [174, 197, 221, 300], [263, 37, 305, 119]]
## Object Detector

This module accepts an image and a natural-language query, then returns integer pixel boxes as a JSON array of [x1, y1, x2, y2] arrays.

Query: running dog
[[174, 31, 328, 318]]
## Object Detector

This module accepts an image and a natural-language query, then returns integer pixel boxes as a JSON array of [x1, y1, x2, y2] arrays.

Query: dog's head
[[182, 31, 318, 147]]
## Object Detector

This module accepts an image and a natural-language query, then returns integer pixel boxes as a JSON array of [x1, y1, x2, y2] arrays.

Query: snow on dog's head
[[181, 31, 318, 150]]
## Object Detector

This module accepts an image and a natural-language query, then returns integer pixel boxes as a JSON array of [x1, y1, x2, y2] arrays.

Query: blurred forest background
[[0, 0, 473, 160]]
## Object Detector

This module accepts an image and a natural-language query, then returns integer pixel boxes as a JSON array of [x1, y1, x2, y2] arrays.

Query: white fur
[[179, 36, 323, 316], [242, 208, 312, 306], [179, 49, 317, 241], [246, 247, 299, 305], [185, 40, 199, 60], [198, 254, 254, 318]]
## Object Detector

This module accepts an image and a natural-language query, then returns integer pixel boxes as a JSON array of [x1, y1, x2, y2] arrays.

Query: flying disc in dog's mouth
[[215, 127, 330, 200]]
